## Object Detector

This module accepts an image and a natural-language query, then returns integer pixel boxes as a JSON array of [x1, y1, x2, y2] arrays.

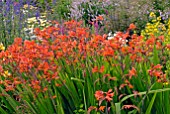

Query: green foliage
[[53, 0, 71, 20]]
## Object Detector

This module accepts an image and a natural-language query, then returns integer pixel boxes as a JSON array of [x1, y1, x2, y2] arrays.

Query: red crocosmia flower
[[95, 90, 105, 100]]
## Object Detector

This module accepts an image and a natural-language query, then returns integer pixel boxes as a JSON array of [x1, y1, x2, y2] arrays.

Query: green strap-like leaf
[[145, 92, 157, 114], [115, 103, 121, 114]]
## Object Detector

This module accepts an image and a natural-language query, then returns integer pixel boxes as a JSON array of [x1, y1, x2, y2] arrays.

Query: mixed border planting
[[0, 0, 170, 114]]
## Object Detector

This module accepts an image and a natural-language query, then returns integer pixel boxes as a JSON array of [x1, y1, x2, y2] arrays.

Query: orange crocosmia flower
[[24, 40, 35, 49], [103, 34, 107, 39], [43, 87, 48, 92], [52, 95, 57, 99], [0, 65, 3, 72], [166, 44, 170, 49], [56, 51, 63, 57], [122, 105, 140, 112], [146, 37, 155, 45], [99, 106, 106, 112], [99, 66, 105, 73], [109, 41, 120, 49], [96, 15, 104, 21], [34, 27, 41, 34], [119, 83, 127, 90], [5, 85, 14, 91], [130, 54, 137, 61], [14, 37, 22, 45], [105, 89, 114, 102], [68, 31, 76, 37], [153, 71, 162, 78], [55, 83, 62, 87], [128, 67, 137, 79], [128, 84, 134, 89], [158, 35, 164, 41], [88, 106, 97, 113], [92, 66, 98, 73], [13, 78, 21, 85], [129, 23, 136, 29], [156, 42, 162, 49], [103, 47, 114, 56], [153, 64, 162, 69], [94, 90, 104, 100], [123, 32, 129, 39]]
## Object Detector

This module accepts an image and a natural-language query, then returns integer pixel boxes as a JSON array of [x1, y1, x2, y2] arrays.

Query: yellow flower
[[152, 19, 157, 23], [145, 29, 149, 33], [0, 43, 5, 51], [157, 16, 161, 21], [3, 70, 11, 77], [163, 82, 169, 86], [149, 12, 156, 17], [23, 4, 37, 10], [153, 28, 158, 32], [27, 17, 37, 23]]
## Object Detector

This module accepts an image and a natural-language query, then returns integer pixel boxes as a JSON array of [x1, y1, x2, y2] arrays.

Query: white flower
[[107, 36, 114, 40]]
